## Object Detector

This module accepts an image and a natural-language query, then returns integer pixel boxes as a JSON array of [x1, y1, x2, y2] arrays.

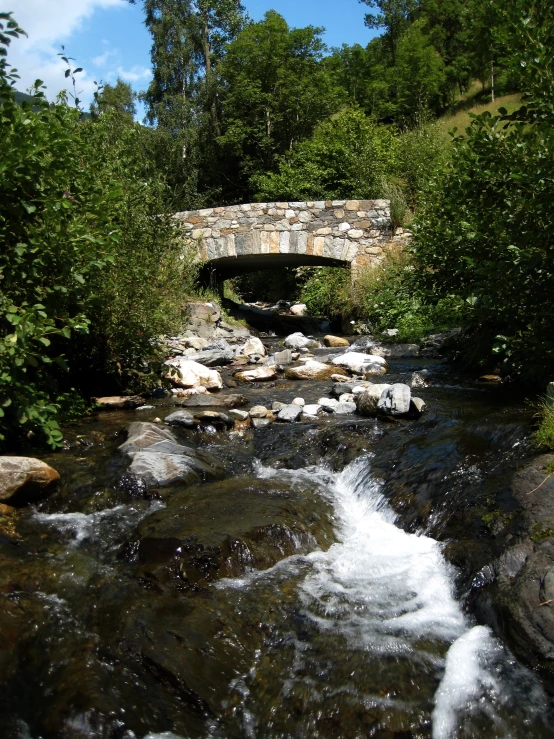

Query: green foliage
[[413, 4, 554, 376], [299, 268, 351, 319], [217, 10, 343, 200], [350, 247, 462, 342], [253, 108, 398, 202], [91, 78, 136, 121], [0, 16, 192, 448], [533, 400, 554, 453]]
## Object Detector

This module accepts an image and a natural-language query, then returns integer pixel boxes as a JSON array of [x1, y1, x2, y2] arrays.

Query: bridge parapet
[[175, 200, 407, 279]]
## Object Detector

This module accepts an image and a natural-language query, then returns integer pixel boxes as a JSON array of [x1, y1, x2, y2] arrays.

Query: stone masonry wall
[[175, 199, 409, 275]]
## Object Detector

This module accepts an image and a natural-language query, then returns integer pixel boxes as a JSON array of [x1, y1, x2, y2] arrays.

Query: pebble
[[292, 398, 305, 407]]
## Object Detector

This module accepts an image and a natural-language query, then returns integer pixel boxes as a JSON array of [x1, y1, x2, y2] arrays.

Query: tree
[[412, 1, 554, 377], [90, 78, 136, 121], [359, 0, 417, 63], [253, 108, 398, 202], [217, 10, 343, 200], [394, 19, 445, 116]]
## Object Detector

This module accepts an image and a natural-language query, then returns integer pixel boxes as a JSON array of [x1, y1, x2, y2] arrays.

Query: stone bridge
[[175, 199, 408, 282]]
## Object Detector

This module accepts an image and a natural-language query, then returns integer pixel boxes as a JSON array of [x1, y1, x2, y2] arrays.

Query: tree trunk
[[491, 59, 495, 103]]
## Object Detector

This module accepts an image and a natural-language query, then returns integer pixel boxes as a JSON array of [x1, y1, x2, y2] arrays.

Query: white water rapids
[[216, 456, 548, 738]]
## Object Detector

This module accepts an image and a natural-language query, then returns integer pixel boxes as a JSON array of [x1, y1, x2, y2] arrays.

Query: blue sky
[[12, 0, 377, 112]]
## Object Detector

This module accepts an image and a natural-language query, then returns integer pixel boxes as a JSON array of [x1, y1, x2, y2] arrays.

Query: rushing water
[[1, 354, 553, 738]]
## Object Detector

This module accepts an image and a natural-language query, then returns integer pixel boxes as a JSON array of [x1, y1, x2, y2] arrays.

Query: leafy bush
[[351, 247, 462, 342], [0, 16, 191, 447], [253, 108, 399, 202], [412, 3, 554, 378], [299, 267, 351, 318]]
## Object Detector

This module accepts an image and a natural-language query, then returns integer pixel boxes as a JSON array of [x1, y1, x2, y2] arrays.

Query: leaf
[[65, 69, 71, 78], [21, 201, 37, 214]]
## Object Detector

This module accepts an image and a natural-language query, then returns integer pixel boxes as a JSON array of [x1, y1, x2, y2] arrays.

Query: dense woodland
[[1, 0, 554, 448]]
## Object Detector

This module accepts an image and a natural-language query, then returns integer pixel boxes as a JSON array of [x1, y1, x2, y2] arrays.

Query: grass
[[533, 398, 554, 463], [438, 92, 523, 142]]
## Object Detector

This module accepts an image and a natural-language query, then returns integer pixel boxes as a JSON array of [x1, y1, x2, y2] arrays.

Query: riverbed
[[1, 340, 552, 738]]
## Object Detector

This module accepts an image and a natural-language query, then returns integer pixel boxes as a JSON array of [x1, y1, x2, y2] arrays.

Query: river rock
[[371, 343, 421, 358], [334, 402, 357, 415], [120, 422, 224, 487], [229, 409, 249, 422], [252, 418, 271, 429], [285, 361, 347, 381], [274, 349, 293, 365], [194, 411, 234, 428], [410, 397, 427, 416], [302, 404, 322, 418], [356, 385, 392, 416], [94, 395, 143, 410], [128, 453, 203, 488], [324, 335, 350, 348], [272, 401, 286, 412], [290, 304, 308, 316], [238, 336, 266, 357], [332, 352, 387, 375], [235, 365, 277, 382], [339, 393, 355, 404], [164, 410, 195, 428], [0, 457, 60, 506], [292, 398, 305, 407], [377, 383, 412, 416], [319, 398, 339, 412], [187, 340, 234, 366], [177, 393, 248, 408], [284, 332, 321, 350], [165, 358, 223, 391], [249, 405, 268, 418], [276, 405, 303, 423], [411, 372, 429, 389]]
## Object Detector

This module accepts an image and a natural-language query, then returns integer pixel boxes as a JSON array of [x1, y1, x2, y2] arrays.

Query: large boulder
[[284, 332, 321, 350], [187, 340, 234, 367], [235, 366, 277, 382], [238, 336, 266, 358], [377, 383, 412, 416], [119, 422, 223, 487], [324, 335, 350, 348], [290, 304, 308, 316], [356, 384, 392, 416], [331, 352, 387, 376], [285, 361, 347, 381], [0, 457, 60, 506], [165, 357, 223, 391]]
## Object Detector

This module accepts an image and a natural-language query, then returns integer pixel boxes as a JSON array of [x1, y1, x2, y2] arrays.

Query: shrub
[[351, 246, 462, 342], [299, 267, 351, 318]]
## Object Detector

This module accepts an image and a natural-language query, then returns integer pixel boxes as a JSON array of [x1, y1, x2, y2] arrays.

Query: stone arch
[[175, 199, 409, 282]]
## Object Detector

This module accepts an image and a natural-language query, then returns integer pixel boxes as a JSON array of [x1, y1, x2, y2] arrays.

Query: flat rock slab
[[164, 411, 195, 428], [235, 366, 278, 382], [94, 395, 143, 410], [178, 393, 248, 408], [332, 352, 387, 375], [285, 361, 348, 381], [276, 405, 303, 423], [334, 402, 357, 415], [0, 457, 60, 506]]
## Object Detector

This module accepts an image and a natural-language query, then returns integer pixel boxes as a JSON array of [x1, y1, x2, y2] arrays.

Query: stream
[[1, 339, 553, 738]]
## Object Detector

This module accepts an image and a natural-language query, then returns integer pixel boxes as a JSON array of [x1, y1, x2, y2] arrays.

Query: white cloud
[[114, 65, 152, 83], [92, 49, 118, 67], [7, 0, 126, 105]]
